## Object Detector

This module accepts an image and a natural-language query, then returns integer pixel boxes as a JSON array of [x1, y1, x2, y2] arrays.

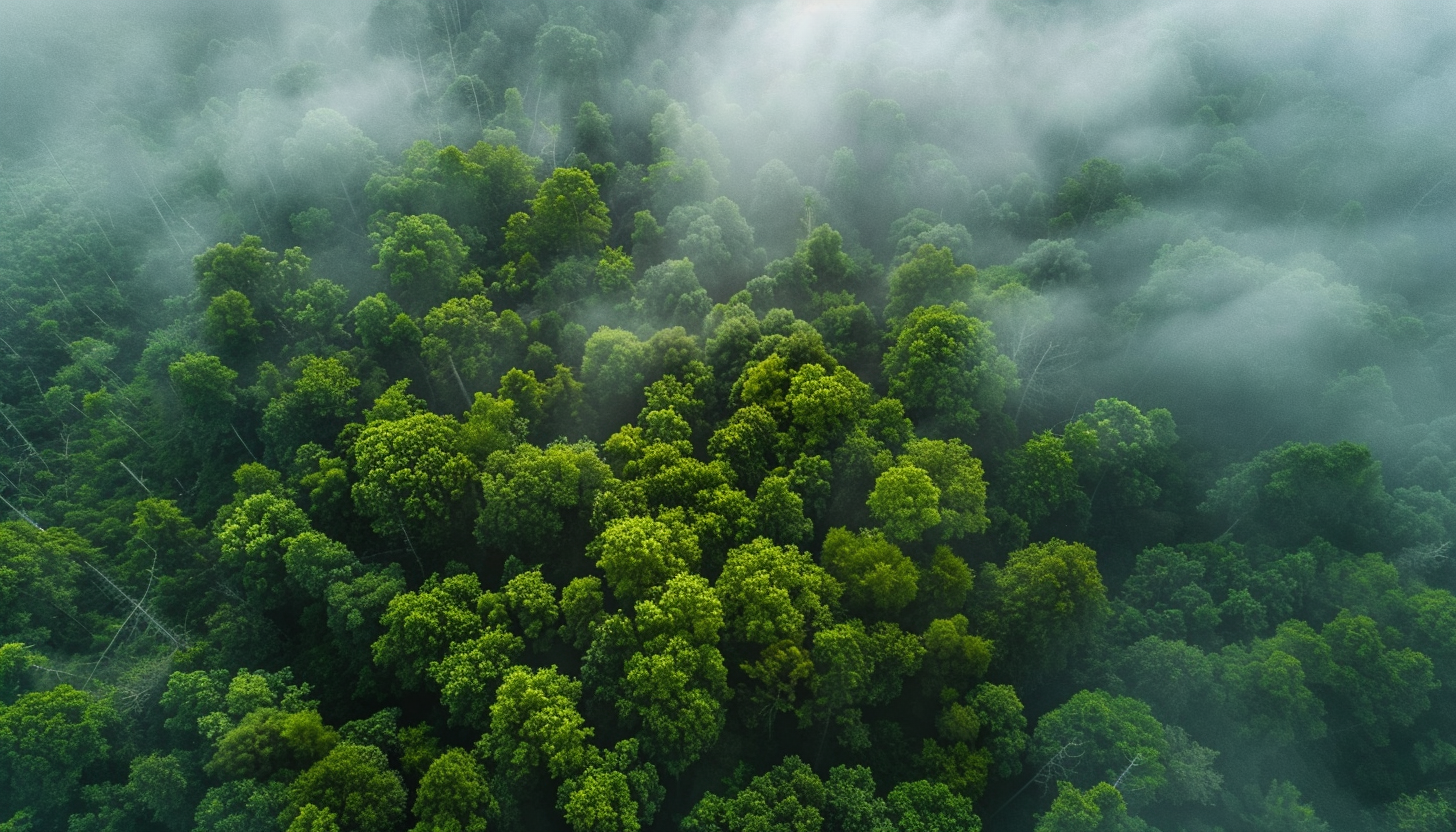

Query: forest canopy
[[2, 0, 1456, 830]]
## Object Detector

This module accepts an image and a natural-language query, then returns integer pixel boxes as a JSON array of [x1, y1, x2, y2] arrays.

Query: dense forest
[[2, 0, 1456, 829]]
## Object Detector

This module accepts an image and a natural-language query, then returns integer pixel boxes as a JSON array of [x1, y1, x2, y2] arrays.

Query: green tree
[[372, 573, 485, 690], [0, 686, 116, 819], [412, 748, 493, 832], [886, 244, 977, 321], [194, 234, 309, 311], [504, 569, 560, 641], [885, 779, 981, 832], [1244, 781, 1330, 832], [1216, 621, 1333, 744], [900, 438, 989, 540], [1202, 440, 1388, 551], [430, 628, 524, 730], [372, 213, 470, 313], [1052, 158, 1131, 226], [285, 744, 407, 832], [215, 483, 312, 611], [204, 290, 264, 353], [634, 259, 712, 332], [806, 619, 925, 743], [207, 708, 339, 781], [1035, 781, 1147, 832], [260, 356, 360, 459], [589, 514, 701, 604], [1002, 431, 1084, 528], [820, 527, 919, 618], [882, 304, 1016, 438], [1030, 690, 1169, 800], [419, 296, 527, 404], [868, 465, 941, 543], [1067, 398, 1177, 513], [621, 633, 731, 775], [681, 756, 825, 832], [477, 442, 614, 552], [507, 167, 611, 260], [351, 410, 476, 539], [922, 615, 993, 692], [980, 539, 1108, 680], [481, 666, 594, 780], [716, 538, 842, 650]]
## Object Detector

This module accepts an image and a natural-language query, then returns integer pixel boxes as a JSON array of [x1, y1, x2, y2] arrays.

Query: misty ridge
[[2, 0, 1456, 830]]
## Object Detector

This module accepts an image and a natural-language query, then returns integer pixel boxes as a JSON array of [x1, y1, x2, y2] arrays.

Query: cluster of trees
[[3, 0, 1456, 830]]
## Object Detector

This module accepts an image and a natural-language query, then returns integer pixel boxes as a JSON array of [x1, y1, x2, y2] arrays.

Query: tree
[[1030, 690, 1170, 801], [372, 213, 469, 313], [1216, 621, 1332, 744], [351, 411, 476, 540], [980, 540, 1108, 680], [204, 290, 264, 353], [634, 259, 712, 333], [0, 686, 117, 819], [752, 475, 815, 546], [715, 538, 842, 650], [805, 619, 925, 743], [900, 438, 989, 540], [1035, 781, 1148, 832], [365, 140, 538, 260], [709, 405, 780, 491], [620, 634, 731, 775], [412, 748, 493, 832], [886, 244, 977, 321], [430, 628, 524, 729], [260, 356, 360, 459], [504, 569, 561, 641], [194, 234, 308, 312], [285, 744, 407, 832], [420, 296, 527, 404], [680, 756, 826, 832], [215, 483, 312, 611], [885, 779, 982, 832], [207, 708, 338, 781], [868, 465, 941, 543], [508, 167, 611, 261], [820, 527, 919, 618], [882, 304, 1017, 438], [589, 514, 701, 604], [372, 573, 485, 690], [1051, 158, 1131, 226], [1003, 431, 1084, 529], [1068, 398, 1177, 513], [1320, 609, 1436, 745], [1202, 440, 1388, 551], [1012, 239, 1091, 289], [922, 615, 993, 693], [1243, 781, 1330, 832], [481, 666, 594, 781], [478, 442, 614, 552]]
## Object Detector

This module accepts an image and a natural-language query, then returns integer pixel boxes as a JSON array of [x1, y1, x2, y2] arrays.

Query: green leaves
[[981, 539, 1108, 680], [481, 666, 593, 780], [285, 744, 406, 832], [412, 748, 492, 832], [372, 213, 469, 313], [882, 304, 1016, 439], [0, 686, 116, 816], [820, 527, 918, 618], [590, 514, 701, 604], [351, 411, 475, 537], [868, 465, 941, 543]]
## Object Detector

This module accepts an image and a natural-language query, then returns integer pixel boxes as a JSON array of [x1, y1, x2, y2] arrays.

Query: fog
[[3, 0, 1456, 828]]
